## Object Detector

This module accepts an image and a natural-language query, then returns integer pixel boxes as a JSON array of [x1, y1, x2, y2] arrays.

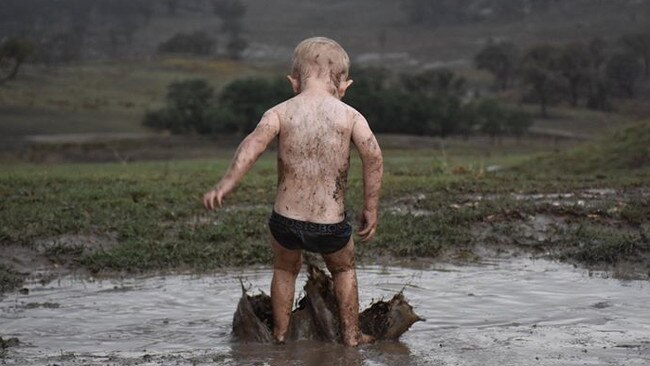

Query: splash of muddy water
[[1, 258, 649, 365], [232, 262, 422, 344]]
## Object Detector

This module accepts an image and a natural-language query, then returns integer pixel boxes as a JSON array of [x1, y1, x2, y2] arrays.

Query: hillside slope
[[520, 121, 650, 174], [2, 0, 648, 66]]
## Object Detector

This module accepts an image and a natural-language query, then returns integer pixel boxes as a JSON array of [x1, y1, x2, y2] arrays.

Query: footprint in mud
[[232, 261, 423, 344]]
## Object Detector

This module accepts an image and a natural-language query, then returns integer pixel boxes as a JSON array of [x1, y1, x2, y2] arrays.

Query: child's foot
[[343, 332, 375, 347], [358, 333, 375, 345]]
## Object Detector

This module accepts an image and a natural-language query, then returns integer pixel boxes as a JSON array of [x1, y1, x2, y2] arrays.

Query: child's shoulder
[[339, 100, 364, 118]]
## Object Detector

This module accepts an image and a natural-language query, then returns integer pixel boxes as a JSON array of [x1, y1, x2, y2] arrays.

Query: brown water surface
[[1, 258, 649, 365]]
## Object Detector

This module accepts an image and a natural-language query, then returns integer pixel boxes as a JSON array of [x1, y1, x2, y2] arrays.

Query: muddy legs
[[323, 239, 374, 347], [270, 238, 302, 343], [270, 236, 373, 346]]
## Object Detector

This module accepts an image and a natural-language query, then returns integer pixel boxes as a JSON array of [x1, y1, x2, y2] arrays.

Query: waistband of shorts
[[270, 210, 349, 234]]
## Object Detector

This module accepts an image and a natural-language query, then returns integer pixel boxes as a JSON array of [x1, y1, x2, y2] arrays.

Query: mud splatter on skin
[[277, 157, 286, 189], [333, 167, 349, 202]]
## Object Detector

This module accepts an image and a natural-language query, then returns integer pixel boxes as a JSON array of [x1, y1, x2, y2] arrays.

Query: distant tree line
[[400, 0, 645, 27], [0, 0, 248, 63], [0, 0, 154, 63], [475, 32, 650, 115], [144, 69, 532, 139]]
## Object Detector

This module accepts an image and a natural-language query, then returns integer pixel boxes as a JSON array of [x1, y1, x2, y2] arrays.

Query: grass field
[[0, 59, 265, 137], [1, 122, 648, 293]]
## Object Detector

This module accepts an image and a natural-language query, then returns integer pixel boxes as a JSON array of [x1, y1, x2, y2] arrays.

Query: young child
[[203, 37, 383, 347]]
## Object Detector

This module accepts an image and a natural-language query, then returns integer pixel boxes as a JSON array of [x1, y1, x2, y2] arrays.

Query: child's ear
[[287, 75, 300, 94], [338, 79, 353, 98]]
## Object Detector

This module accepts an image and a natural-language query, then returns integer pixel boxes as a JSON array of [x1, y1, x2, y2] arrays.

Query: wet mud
[[1, 258, 649, 365], [233, 262, 422, 343]]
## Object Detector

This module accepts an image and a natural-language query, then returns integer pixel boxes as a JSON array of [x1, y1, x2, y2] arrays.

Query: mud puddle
[[1, 258, 649, 365]]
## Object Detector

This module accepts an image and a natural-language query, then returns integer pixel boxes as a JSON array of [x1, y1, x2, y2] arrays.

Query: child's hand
[[203, 188, 225, 210], [357, 209, 377, 242]]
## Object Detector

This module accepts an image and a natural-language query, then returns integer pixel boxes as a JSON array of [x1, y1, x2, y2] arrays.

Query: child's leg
[[270, 236, 302, 343], [322, 238, 374, 346]]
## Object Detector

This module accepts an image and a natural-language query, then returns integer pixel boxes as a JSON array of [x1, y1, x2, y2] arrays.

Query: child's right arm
[[351, 112, 383, 242], [203, 109, 280, 210]]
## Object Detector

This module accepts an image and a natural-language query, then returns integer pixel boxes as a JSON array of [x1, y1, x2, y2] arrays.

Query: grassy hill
[[240, 0, 650, 64], [521, 121, 650, 174], [2, 1, 648, 65], [0, 59, 264, 138]]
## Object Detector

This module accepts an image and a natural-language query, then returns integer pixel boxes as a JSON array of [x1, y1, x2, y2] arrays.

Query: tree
[[520, 44, 561, 117], [143, 79, 216, 134], [474, 41, 519, 90], [400, 69, 467, 137], [586, 76, 613, 111], [620, 33, 650, 77], [606, 53, 642, 97], [504, 109, 533, 140], [401, 69, 466, 98], [167, 79, 214, 117], [474, 99, 532, 141], [345, 67, 393, 132], [0, 38, 34, 84], [219, 76, 292, 134], [476, 99, 505, 142], [202, 105, 239, 134], [557, 42, 591, 107]]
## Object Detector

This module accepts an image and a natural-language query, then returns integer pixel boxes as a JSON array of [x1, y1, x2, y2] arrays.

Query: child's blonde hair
[[291, 37, 350, 88]]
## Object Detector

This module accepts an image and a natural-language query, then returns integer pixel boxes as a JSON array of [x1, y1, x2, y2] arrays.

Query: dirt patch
[[383, 187, 649, 279], [34, 233, 120, 255], [388, 193, 433, 217], [0, 245, 52, 275], [471, 213, 570, 248], [0, 234, 119, 292]]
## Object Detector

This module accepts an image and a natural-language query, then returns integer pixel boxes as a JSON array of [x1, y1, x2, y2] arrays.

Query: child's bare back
[[274, 92, 358, 223]]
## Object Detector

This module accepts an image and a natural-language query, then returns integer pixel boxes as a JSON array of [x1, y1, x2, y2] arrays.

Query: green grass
[[1, 1, 649, 290], [1, 123, 649, 291]]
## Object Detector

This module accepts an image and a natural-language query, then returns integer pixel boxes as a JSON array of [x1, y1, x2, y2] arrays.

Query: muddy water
[[1, 258, 649, 366]]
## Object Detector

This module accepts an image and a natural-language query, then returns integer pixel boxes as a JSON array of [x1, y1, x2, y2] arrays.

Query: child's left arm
[[203, 110, 280, 210]]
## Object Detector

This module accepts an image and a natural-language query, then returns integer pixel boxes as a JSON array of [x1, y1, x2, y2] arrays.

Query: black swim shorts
[[268, 211, 352, 254]]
